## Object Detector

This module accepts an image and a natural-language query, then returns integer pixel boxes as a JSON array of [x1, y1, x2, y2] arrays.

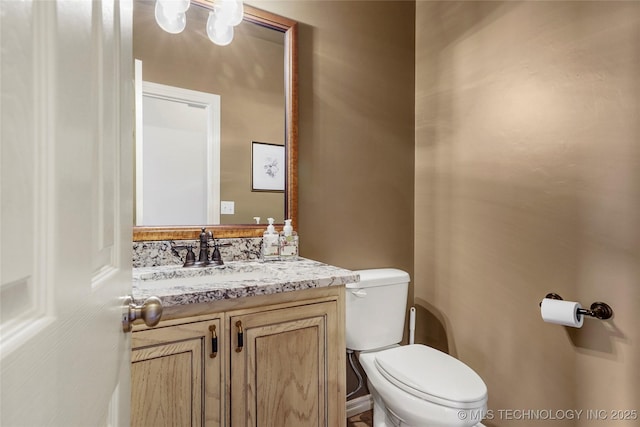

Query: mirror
[[132, 0, 298, 241]]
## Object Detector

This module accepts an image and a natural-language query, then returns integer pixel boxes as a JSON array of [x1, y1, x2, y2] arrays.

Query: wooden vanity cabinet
[[228, 300, 342, 427], [131, 288, 346, 427], [131, 315, 224, 427]]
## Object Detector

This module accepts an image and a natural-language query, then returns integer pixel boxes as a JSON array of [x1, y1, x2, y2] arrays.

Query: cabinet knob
[[122, 296, 163, 332]]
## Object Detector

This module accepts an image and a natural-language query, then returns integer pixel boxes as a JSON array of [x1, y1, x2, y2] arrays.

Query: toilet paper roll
[[540, 298, 584, 328]]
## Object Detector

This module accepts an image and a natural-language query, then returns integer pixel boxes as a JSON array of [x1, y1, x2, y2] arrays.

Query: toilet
[[347, 269, 488, 427]]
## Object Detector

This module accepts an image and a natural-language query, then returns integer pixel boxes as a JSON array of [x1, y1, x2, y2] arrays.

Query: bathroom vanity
[[130, 259, 357, 427]]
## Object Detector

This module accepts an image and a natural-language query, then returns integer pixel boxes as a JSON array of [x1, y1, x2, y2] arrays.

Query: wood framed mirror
[[132, 2, 297, 241]]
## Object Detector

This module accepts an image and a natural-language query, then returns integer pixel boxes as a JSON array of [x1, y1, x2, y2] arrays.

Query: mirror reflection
[[133, 0, 286, 227]]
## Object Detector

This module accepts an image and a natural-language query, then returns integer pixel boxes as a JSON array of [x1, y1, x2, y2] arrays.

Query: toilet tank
[[346, 268, 410, 351]]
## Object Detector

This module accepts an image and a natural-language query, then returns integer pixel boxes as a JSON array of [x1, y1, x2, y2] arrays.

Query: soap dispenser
[[261, 217, 280, 261], [279, 219, 298, 261]]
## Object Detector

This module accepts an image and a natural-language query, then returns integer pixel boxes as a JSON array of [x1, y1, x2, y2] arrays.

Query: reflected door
[[142, 95, 208, 225], [135, 66, 221, 226]]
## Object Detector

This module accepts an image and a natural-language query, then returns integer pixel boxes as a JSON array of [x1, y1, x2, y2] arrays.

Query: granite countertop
[[133, 258, 359, 308]]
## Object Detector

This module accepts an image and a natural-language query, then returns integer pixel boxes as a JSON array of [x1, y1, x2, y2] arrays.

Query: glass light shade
[[157, 0, 191, 15], [155, 1, 187, 34], [159, 0, 190, 14], [227, 0, 244, 27], [214, 0, 243, 27], [207, 12, 234, 46]]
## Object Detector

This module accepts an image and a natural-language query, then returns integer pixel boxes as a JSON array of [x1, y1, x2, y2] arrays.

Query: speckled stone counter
[[133, 258, 358, 308], [133, 238, 262, 268]]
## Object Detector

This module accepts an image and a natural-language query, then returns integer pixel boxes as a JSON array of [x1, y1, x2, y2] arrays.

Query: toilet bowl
[[346, 269, 488, 427], [359, 345, 487, 427]]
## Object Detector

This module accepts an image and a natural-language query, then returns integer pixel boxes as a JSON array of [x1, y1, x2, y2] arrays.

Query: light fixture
[[154, 0, 190, 34], [154, 0, 245, 46], [206, 11, 234, 46]]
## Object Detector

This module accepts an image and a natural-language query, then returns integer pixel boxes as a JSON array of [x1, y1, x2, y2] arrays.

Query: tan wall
[[133, 0, 284, 224], [416, 2, 640, 426], [252, 1, 416, 273]]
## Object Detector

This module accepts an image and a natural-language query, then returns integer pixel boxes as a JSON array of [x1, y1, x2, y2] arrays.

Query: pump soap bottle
[[279, 219, 298, 261], [261, 218, 280, 261]]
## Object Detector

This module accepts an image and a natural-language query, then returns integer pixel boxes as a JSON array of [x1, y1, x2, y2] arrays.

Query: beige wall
[[252, 1, 416, 274], [416, 2, 640, 426]]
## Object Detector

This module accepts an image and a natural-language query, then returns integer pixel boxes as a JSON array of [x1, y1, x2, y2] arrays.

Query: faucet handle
[[211, 246, 223, 265], [170, 242, 197, 267], [209, 241, 232, 265]]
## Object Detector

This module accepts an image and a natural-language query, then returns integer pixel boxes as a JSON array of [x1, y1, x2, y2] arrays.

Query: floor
[[347, 410, 373, 427]]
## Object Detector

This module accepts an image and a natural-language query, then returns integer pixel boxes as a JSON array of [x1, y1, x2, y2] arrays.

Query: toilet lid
[[374, 345, 487, 409]]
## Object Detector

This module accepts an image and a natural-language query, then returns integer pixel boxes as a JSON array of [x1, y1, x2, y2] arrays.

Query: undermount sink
[[133, 262, 267, 283]]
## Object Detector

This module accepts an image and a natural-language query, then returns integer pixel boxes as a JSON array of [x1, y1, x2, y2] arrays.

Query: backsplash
[[133, 238, 262, 268]]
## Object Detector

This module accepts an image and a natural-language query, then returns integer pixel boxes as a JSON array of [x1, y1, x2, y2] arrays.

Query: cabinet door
[[131, 318, 223, 427], [229, 301, 342, 427]]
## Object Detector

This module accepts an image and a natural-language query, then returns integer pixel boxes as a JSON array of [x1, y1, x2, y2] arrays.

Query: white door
[[1, 0, 134, 425]]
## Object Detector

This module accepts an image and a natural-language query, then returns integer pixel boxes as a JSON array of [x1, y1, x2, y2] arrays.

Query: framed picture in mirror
[[251, 141, 285, 192]]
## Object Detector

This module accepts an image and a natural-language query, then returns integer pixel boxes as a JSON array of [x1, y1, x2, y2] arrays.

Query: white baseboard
[[346, 394, 373, 418]]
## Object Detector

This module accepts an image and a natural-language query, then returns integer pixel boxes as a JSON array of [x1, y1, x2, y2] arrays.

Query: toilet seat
[[374, 344, 487, 410]]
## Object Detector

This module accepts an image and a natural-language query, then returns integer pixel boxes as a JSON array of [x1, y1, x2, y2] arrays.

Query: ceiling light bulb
[[227, 0, 244, 27], [159, 0, 190, 14], [155, 1, 187, 34], [207, 12, 234, 46], [214, 0, 243, 27]]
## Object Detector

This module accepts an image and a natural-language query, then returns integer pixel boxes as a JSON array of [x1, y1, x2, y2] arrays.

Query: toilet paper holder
[[540, 293, 614, 320]]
